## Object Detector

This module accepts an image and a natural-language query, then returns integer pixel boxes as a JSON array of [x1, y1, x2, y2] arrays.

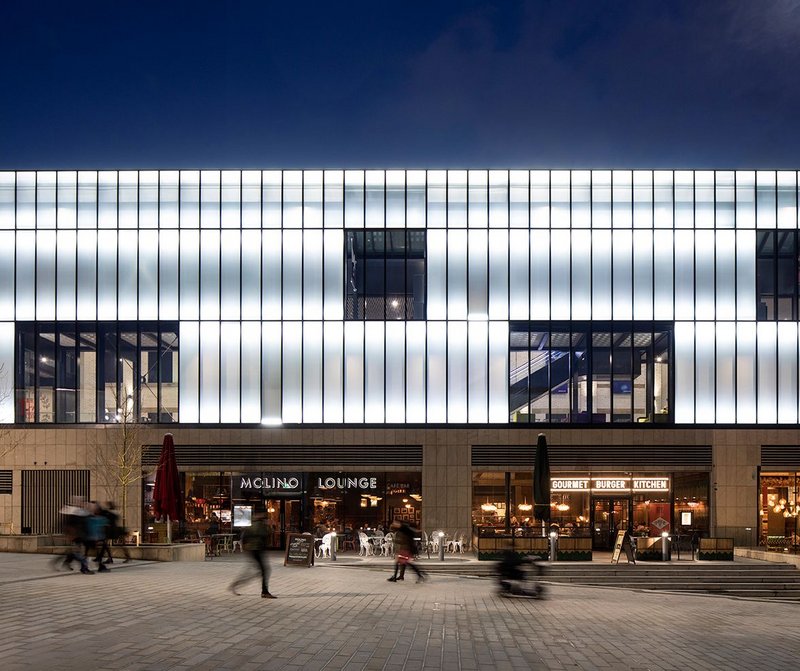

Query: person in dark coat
[[97, 502, 131, 564], [387, 521, 427, 583], [57, 499, 92, 574], [230, 512, 275, 598]]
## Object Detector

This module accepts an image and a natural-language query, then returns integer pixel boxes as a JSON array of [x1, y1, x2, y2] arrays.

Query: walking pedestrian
[[86, 502, 110, 572], [387, 520, 427, 583], [55, 497, 93, 574], [98, 502, 131, 564], [230, 512, 276, 598]]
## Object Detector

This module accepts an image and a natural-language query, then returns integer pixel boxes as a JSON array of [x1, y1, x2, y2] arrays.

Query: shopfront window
[[759, 472, 800, 550], [672, 472, 710, 537], [471, 472, 533, 529]]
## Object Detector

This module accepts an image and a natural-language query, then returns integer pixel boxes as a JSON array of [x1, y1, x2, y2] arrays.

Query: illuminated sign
[[633, 478, 669, 491], [551, 479, 590, 491], [551, 477, 671, 493]]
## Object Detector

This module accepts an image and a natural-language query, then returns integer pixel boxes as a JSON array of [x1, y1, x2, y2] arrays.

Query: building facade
[[0, 169, 798, 550]]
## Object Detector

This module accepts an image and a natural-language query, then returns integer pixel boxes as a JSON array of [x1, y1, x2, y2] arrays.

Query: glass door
[[592, 498, 631, 550]]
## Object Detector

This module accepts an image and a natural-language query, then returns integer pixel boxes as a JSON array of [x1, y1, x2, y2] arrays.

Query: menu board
[[611, 530, 635, 564], [284, 533, 315, 567]]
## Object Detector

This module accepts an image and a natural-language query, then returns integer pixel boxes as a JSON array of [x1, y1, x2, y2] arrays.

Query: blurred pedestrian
[[97, 502, 131, 564], [230, 512, 275, 598], [55, 497, 92, 574], [387, 520, 427, 583], [86, 502, 110, 572]]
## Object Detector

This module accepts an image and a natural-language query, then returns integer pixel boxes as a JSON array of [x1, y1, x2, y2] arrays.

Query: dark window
[[345, 229, 426, 320], [757, 230, 798, 320]]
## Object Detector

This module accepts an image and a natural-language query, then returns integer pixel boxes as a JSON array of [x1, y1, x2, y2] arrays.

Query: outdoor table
[[212, 533, 235, 555]]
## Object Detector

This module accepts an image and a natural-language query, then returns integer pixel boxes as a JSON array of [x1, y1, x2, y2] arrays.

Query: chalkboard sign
[[611, 530, 635, 564], [284, 533, 315, 567]]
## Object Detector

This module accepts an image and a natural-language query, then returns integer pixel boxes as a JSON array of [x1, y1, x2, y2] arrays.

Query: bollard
[[438, 531, 445, 561], [331, 531, 337, 561], [661, 531, 669, 562], [549, 531, 558, 562]]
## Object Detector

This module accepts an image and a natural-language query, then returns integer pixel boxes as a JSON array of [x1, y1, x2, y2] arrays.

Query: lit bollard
[[438, 531, 445, 561], [331, 531, 337, 561], [661, 531, 669, 562], [549, 530, 558, 562]]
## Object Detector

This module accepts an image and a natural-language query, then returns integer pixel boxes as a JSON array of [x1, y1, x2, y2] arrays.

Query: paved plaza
[[1, 552, 798, 671]]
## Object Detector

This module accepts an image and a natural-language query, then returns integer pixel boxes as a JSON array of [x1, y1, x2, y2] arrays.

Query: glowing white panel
[[674, 322, 695, 423], [16, 173, 36, 229], [179, 170, 200, 229], [489, 170, 508, 228], [0, 233, 13, 319], [633, 171, 653, 228], [0, 173, 14, 229], [448, 170, 467, 228], [282, 230, 302, 320], [426, 321, 447, 423], [57, 171, 77, 229], [137, 229, 158, 320], [344, 321, 364, 423], [385, 322, 405, 423], [365, 170, 385, 228], [736, 230, 756, 320], [427, 170, 446, 228], [695, 171, 714, 228], [468, 321, 488, 424], [36, 171, 56, 229], [653, 230, 673, 320], [551, 170, 570, 228], [386, 170, 405, 228], [653, 171, 672, 229], [200, 229, 220, 320], [283, 170, 303, 228], [323, 321, 344, 423], [406, 321, 425, 423], [262, 171, 282, 228], [160, 171, 179, 229], [427, 230, 447, 319], [674, 171, 693, 229], [530, 230, 550, 319], [716, 322, 736, 424], [365, 322, 385, 423], [777, 171, 797, 229], [488, 321, 509, 423], [407, 171, 426, 228], [138, 171, 157, 229], [757, 321, 777, 423], [777, 322, 798, 424], [0, 322, 13, 423], [509, 170, 528, 228], [736, 322, 757, 423], [509, 230, 528, 319], [220, 230, 241, 320], [592, 170, 611, 228], [199, 321, 220, 423], [117, 230, 138, 319], [158, 229, 180, 319], [282, 322, 302, 423], [448, 321, 467, 423], [179, 229, 200, 320], [200, 171, 221, 229], [56, 230, 76, 320], [303, 230, 323, 320], [344, 170, 364, 229], [468, 229, 488, 318], [571, 230, 591, 319], [612, 170, 632, 228], [221, 170, 240, 229], [179, 321, 200, 423], [303, 321, 323, 423], [323, 229, 343, 320], [448, 230, 468, 319], [715, 171, 735, 228], [15, 232, 34, 319], [592, 229, 612, 320], [756, 171, 776, 228], [612, 230, 633, 319], [694, 322, 715, 423], [569, 170, 589, 229], [261, 230, 282, 320], [261, 322, 282, 424], [324, 170, 344, 229], [97, 230, 117, 320], [633, 230, 653, 320], [736, 171, 755, 228], [468, 170, 488, 228], [36, 230, 56, 320], [694, 230, 714, 319], [240, 321, 261, 423], [674, 230, 694, 320], [241, 170, 261, 229], [715, 231, 736, 321], [241, 230, 261, 320], [304, 170, 323, 228], [530, 170, 549, 228], [488, 229, 508, 320], [77, 171, 97, 229], [550, 230, 570, 320], [220, 322, 241, 423], [117, 171, 137, 229]]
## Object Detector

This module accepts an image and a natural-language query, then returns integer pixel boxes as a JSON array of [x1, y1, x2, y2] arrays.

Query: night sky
[[2, 1, 799, 168]]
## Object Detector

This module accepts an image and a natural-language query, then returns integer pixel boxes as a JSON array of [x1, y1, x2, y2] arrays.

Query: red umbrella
[[153, 434, 182, 539]]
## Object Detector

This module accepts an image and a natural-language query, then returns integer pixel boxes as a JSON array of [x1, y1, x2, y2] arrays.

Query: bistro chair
[[381, 532, 394, 556], [430, 530, 445, 553], [358, 532, 374, 556], [316, 532, 334, 559]]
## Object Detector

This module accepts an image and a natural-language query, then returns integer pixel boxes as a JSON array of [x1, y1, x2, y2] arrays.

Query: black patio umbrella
[[533, 433, 551, 530]]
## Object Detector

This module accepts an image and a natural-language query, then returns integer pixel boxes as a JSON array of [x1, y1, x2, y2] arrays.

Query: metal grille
[[0, 470, 11, 495], [142, 444, 423, 468], [761, 446, 800, 468], [21, 470, 90, 534], [472, 445, 712, 468]]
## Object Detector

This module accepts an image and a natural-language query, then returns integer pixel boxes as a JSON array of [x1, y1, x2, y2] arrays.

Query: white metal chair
[[381, 532, 394, 556], [358, 532, 374, 556], [316, 532, 333, 558], [430, 529, 445, 553], [448, 532, 465, 554]]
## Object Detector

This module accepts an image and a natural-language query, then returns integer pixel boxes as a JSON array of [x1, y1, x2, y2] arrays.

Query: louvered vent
[[22, 470, 90, 534], [761, 446, 800, 468], [472, 445, 712, 468], [142, 444, 423, 468], [0, 470, 11, 495]]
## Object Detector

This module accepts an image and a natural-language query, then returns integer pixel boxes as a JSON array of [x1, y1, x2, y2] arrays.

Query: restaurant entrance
[[592, 498, 631, 550], [263, 498, 303, 550]]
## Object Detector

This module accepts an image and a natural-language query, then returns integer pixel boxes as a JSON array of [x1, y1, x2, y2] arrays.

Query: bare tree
[[0, 364, 24, 463]]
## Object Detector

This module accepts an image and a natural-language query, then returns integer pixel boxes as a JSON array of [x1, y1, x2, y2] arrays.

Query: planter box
[[698, 537, 733, 561]]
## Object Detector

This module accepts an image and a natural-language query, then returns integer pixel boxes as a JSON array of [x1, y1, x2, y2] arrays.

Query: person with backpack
[[97, 502, 131, 564], [230, 512, 276, 599]]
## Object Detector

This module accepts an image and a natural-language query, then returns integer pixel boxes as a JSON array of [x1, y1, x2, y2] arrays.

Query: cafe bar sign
[[551, 477, 670, 492]]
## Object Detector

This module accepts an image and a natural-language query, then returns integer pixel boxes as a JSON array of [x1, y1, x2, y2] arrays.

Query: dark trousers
[[232, 550, 271, 594], [392, 560, 424, 580]]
